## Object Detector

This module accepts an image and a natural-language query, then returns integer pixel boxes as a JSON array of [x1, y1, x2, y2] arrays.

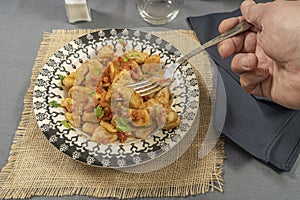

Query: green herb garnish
[[131, 53, 139, 57], [94, 105, 104, 118], [61, 120, 71, 129], [89, 91, 96, 96], [59, 74, 65, 85], [144, 71, 154, 76], [93, 67, 100, 75], [49, 100, 61, 108], [115, 117, 131, 132]]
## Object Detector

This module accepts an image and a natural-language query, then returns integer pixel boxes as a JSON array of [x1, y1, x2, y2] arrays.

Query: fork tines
[[127, 78, 171, 96]]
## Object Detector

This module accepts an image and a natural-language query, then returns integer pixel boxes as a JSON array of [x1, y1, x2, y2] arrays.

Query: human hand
[[218, 0, 300, 109]]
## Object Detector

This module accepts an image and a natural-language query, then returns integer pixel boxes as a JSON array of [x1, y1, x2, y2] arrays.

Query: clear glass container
[[135, 0, 184, 25]]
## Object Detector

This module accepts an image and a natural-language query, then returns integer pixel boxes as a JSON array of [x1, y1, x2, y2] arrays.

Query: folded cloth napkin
[[187, 9, 300, 171]]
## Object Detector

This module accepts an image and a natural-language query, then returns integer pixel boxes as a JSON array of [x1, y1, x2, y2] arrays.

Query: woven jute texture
[[0, 29, 225, 199]]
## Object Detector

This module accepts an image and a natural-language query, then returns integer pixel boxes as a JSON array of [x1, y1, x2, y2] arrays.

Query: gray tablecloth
[[1, 0, 299, 199]]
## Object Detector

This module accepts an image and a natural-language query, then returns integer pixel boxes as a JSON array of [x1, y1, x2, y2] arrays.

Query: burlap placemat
[[0, 29, 225, 199]]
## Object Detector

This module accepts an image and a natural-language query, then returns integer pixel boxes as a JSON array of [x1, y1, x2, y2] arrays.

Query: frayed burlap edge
[[0, 29, 225, 199]]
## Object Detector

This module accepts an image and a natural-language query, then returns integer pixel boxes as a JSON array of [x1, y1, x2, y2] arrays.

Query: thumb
[[241, 0, 266, 29]]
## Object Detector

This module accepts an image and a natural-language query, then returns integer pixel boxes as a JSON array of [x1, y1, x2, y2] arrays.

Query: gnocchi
[[60, 45, 181, 144]]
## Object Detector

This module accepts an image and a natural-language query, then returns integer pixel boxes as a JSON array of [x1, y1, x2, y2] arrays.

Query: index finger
[[218, 16, 244, 33]]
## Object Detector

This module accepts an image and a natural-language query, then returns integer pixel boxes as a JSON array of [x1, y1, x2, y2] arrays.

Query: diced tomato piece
[[103, 76, 109, 83], [118, 56, 123, 63], [117, 56, 131, 71], [117, 132, 128, 143], [123, 63, 130, 71]]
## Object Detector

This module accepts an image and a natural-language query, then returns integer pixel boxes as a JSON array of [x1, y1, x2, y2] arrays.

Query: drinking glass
[[135, 0, 184, 25]]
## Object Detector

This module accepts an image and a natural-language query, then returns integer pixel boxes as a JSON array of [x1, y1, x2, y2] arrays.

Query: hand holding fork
[[127, 20, 253, 96]]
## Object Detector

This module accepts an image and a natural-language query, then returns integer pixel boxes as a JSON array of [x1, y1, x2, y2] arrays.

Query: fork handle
[[178, 20, 253, 64]]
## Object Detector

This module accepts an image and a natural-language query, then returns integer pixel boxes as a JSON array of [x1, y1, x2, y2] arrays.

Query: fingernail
[[243, 0, 254, 6], [240, 56, 250, 69], [241, 0, 254, 16]]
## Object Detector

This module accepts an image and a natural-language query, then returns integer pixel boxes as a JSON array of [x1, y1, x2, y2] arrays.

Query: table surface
[[1, 0, 299, 199]]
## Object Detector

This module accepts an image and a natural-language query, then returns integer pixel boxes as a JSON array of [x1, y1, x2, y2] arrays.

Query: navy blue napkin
[[187, 9, 300, 171]]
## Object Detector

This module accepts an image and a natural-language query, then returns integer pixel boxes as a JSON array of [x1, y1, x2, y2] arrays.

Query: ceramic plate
[[33, 29, 199, 168]]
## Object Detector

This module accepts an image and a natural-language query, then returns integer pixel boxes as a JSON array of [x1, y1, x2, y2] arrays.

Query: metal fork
[[127, 20, 253, 96]]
